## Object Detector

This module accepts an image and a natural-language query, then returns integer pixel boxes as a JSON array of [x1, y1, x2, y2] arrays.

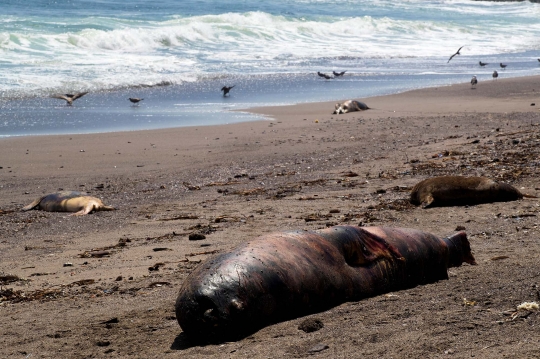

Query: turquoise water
[[1, 0, 540, 136]]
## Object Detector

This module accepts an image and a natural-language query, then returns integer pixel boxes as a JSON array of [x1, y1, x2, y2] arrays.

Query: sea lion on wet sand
[[333, 100, 370, 114], [175, 225, 475, 340], [22, 191, 115, 216], [410, 176, 536, 208]]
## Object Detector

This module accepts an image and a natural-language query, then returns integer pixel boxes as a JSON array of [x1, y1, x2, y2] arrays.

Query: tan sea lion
[[333, 100, 370, 114], [410, 176, 536, 208], [22, 191, 115, 216]]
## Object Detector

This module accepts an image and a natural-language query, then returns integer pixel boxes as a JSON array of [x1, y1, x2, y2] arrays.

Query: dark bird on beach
[[221, 85, 235, 96], [479, 61, 488, 67], [129, 98, 143, 104], [500, 63, 507, 69], [52, 92, 88, 106], [333, 70, 346, 77], [470, 75, 477, 88], [317, 72, 332, 79], [492, 70, 498, 80], [447, 46, 464, 63], [538, 59, 540, 63]]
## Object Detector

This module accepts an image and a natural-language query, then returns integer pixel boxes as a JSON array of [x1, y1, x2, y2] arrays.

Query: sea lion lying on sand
[[175, 225, 475, 340], [333, 100, 370, 114], [410, 176, 536, 208], [22, 191, 115, 216]]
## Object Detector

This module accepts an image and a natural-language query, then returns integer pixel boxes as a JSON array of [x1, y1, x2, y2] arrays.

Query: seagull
[[129, 98, 143, 104], [317, 72, 332, 80], [492, 70, 498, 80], [221, 85, 235, 97], [332, 71, 346, 77], [447, 46, 464, 63], [479, 61, 488, 67], [471, 75, 478, 88], [52, 92, 88, 106], [500, 63, 507, 69]]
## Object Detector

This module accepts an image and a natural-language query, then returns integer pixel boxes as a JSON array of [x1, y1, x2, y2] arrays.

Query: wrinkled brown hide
[[175, 226, 475, 340], [410, 176, 532, 208]]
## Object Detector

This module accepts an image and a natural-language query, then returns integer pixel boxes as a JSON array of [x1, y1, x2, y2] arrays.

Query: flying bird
[[447, 46, 464, 63], [492, 70, 498, 80], [129, 98, 143, 104], [332, 71, 346, 77], [221, 85, 235, 97], [470, 75, 477, 88], [52, 92, 88, 106], [479, 61, 488, 67], [500, 63, 507, 69]]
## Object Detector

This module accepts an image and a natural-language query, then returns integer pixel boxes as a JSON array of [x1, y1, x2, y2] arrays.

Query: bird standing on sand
[[52, 92, 88, 106], [447, 46, 464, 63], [479, 61, 488, 67], [129, 98, 143, 104], [221, 85, 235, 97], [317, 72, 332, 79], [470, 75, 477, 88], [333, 71, 346, 77], [492, 70, 498, 80], [500, 63, 507, 69]]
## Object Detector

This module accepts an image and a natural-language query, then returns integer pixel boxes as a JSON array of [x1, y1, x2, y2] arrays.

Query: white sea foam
[[1, 3, 540, 99]]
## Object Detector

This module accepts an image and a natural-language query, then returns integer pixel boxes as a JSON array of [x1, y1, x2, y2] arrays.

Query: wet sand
[[1, 75, 540, 358]]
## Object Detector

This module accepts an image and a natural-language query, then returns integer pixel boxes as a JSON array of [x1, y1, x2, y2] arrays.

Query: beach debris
[[78, 250, 111, 258], [63, 262, 73, 267], [517, 301, 539, 311], [100, 317, 119, 325], [308, 344, 330, 353], [188, 233, 206, 241], [298, 318, 324, 333], [152, 247, 172, 252], [51, 92, 88, 105], [175, 225, 475, 339], [0, 274, 20, 285], [21, 191, 115, 216], [447, 46, 464, 63], [410, 176, 536, 208], [490, 255, 509, 261], [148, 263, 165, 271], [221, 85, 235, 96]]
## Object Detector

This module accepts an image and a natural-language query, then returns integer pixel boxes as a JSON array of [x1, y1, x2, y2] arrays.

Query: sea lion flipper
[[21, 196, 45, 211]]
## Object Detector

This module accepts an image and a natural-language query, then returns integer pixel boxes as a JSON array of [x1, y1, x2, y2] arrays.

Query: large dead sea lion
[[175, 225, 476, 340], [410, 176, 536, 208], [22, 191, 115, 216]]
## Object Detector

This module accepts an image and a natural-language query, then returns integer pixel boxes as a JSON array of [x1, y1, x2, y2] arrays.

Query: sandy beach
[[2, 76, 540, 358]]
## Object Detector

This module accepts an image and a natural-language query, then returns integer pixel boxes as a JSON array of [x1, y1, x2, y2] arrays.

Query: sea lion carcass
[[410, 176, 536, 208], [22, 191, 115, 216], [333, 100, 370, 114], [175, 225, 476, 339]]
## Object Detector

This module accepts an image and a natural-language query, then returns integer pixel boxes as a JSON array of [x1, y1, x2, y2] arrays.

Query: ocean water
[[1, 0, 540, 137]]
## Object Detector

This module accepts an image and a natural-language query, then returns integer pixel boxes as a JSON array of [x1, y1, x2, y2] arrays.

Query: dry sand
[[1, 76, 540, 358]]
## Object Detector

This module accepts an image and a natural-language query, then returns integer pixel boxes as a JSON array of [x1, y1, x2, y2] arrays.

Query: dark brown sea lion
[[22, 191, 115, 216], [175, 225, 475, 340], [410, 176, 536, 208]]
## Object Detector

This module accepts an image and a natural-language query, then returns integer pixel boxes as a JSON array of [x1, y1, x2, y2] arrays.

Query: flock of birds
[[53, 48, 540, 105], [52, 85, 237, 106], [317, 71, 346, 80], [447, 46, 540, 89]]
